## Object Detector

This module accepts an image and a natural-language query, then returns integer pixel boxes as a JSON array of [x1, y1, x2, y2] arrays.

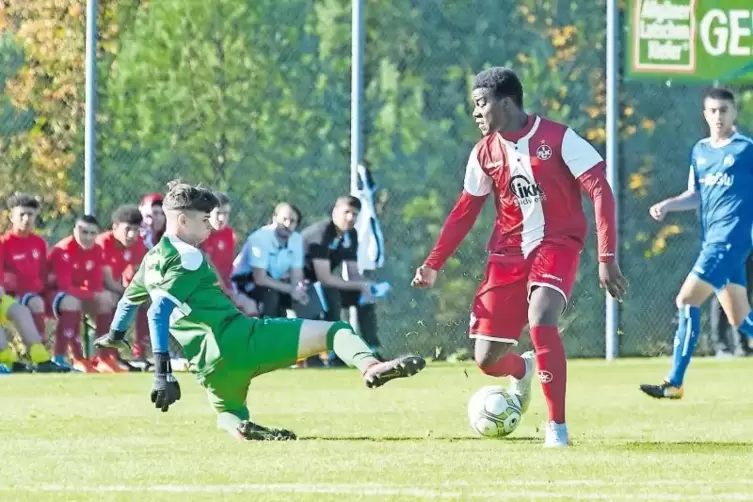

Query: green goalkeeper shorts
[[198, 317, 304, 414]]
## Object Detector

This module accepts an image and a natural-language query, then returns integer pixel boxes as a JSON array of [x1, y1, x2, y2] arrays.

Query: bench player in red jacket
[[96, 205, 149, 370], [0, 194, 67, 372], [47, 215, 114, 373]]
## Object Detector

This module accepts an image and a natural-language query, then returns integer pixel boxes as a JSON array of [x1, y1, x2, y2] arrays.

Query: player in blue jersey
[[640, 88, 753, 399]]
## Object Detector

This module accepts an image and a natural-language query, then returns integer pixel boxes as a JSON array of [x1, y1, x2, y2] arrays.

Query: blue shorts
[[691, 243, 750, 290]]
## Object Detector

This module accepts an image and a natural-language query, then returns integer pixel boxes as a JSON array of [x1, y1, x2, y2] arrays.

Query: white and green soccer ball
[[467, 385, 522, 438]]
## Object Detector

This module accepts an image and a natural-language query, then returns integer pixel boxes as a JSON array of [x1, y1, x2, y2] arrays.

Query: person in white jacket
[[231, 203, 308, 317]]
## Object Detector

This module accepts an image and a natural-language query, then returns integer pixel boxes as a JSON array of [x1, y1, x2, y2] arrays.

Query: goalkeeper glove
[[93, 330, 132, 353], [151, 353, 181, 412]]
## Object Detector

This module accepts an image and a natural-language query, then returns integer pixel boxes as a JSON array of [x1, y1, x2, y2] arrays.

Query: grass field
[[1, 357, 752, 501]]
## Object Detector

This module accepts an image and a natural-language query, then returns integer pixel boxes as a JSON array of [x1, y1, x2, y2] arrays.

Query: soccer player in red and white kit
[[96, 205, 149, 368], [412, 67, 627, 447], [47, 215, 112, 373]]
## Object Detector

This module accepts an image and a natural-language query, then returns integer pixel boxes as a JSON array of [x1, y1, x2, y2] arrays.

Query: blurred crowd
[[0, 191, 383, 374]]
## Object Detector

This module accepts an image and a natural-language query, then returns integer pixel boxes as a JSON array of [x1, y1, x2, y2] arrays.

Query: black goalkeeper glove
[[93, 330, 132, 353], [151, 353, 181, 412]]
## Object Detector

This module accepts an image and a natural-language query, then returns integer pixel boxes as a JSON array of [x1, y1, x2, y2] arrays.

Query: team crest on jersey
[[218, 241, 225, 250], [536, 144, 552, 161], [723, 154, 735, 167], [509, 174, 545, 206], [124, 250, 131, 261], [62, 253, 69, 261], [32, 249, 39, 259], [86, 260, 94, 270]]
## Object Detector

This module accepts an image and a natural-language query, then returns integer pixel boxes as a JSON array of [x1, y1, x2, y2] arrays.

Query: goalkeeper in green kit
[[94, 181, 425, 441]]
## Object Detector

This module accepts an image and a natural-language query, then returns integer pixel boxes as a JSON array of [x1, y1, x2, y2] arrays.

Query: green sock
[[326, 322, 378, 372]]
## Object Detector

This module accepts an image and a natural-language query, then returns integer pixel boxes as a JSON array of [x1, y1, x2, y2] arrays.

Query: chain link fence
[[1, 0, 751, 359]]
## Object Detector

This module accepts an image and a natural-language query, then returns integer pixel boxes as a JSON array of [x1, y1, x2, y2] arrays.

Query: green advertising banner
[[626, 0, 753, 83]]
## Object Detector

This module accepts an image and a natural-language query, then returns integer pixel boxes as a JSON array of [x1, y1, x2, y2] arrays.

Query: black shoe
[[362, 355, 426, 389], [639, 381, 684, 399], [237, 421, 297, 441], [11, 361, 32, 373], [34, 360, 71, 373]]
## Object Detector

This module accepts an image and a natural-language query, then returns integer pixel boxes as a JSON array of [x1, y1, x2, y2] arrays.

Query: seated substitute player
[[48, 215, 115, 373], [0, 194, 51, 345], [299, 196, 380, 356], [0, 193, 66, 372], [232, 202, 308, 318], [139, 193, 166, 249], [200, 192, 243, 303], [640, 88, 753, 399], [96, 205, 150, 369], [94, 181, 425, 441], [411, 67, 626, 447]]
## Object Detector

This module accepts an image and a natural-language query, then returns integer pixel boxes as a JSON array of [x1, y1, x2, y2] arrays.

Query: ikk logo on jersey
[[509, 174, 545, 206]]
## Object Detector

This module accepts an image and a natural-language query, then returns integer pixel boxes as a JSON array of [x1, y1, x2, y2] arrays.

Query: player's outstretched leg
[[298, 320, 425, 388], [640, 273, 713, 400]]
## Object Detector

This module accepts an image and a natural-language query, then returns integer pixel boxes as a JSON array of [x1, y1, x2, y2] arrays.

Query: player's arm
[[103, 265, 126, 295], [651, 167, 701, 219], [146, 252, 202, 412], [310, 232, 370, 291], [289, 233, 305, 287], [53, 254, 95, 301], [248, 232, 295, 294], [562, 128, 626, 300], [421, 146, 490, 273]]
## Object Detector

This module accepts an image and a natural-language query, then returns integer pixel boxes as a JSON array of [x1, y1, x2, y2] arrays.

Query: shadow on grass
[[297, 435, 540, 443], [616, 441, 753, 453]]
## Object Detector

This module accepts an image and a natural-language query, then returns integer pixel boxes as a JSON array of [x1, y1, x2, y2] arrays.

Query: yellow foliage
[[624, 106, 634, 117], [1, 0, 124, 225], [641, 119, 656, 133], [651, 225, 682, 255]]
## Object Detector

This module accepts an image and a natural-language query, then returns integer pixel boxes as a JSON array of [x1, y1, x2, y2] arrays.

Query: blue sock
[[667, 305, 701, 387], [737, 311, 753, 340]]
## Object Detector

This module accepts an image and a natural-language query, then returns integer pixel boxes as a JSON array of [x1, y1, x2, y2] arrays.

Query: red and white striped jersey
[[463, 115, 605, 257]]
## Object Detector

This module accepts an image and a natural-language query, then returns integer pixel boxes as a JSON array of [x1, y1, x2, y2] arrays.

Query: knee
[[329, 320, 354, 336], [675, 294, 692, 309], [527, 302, 561, 327], [474, 341, 513, 370], [26, 296, 45, 314], [527, 287, 566, 326], [58, 294, 82, 312], [6, 302, 31, 323], [95, 292, 118, 313]]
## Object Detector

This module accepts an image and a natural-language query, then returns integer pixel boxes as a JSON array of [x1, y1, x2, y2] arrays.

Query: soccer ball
[[467, 385, 522, 438]]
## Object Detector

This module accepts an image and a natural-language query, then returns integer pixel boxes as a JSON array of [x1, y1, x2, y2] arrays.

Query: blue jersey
[[689, 132, 753, 247]]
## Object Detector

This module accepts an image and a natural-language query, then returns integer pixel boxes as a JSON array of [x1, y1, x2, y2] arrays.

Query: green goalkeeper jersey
[[124, 234, 253, 376]]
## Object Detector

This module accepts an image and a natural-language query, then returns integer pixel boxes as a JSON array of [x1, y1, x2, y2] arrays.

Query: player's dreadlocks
[[472, 67, 524, 107], [163, 180, 219, 213]]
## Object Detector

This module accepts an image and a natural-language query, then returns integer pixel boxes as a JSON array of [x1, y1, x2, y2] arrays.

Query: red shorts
[[469, 243, 581, 345]]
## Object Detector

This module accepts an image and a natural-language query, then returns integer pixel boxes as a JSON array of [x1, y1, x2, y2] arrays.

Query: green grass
[[1, 357, 752, 501]]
